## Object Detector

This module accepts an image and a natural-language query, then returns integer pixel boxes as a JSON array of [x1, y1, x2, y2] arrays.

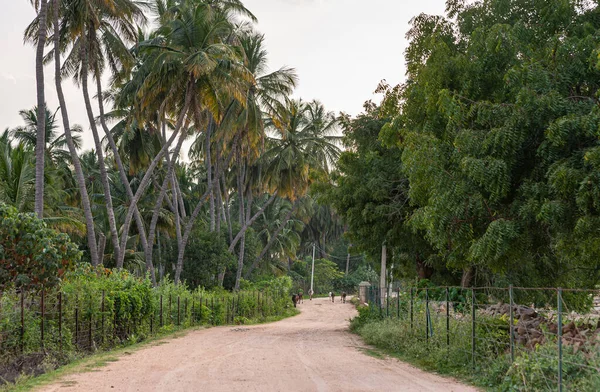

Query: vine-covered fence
[[0, 284, 290, 384], [364, 285, 600, 391]]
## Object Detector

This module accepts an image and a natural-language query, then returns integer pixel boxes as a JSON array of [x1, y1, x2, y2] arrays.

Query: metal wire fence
[[0, 287, 289, 384], [365, 285, 600, 391]]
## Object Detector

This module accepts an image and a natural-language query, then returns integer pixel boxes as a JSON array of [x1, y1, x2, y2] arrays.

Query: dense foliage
[[326, 0, 600, 288], [0, 203, 80, 289], [10, 0, 348, 292]]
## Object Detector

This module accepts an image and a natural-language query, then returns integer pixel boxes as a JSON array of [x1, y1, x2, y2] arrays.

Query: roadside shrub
[[0, 203, 80, 290]]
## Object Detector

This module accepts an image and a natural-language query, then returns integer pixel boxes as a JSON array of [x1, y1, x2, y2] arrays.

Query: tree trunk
[[174, 141, 238, 284], [34, 0, 48, 218], [80, 38, 121, 265], [215, 146, 221, 234], [416, 255, 434, 280], [234, 235, 246, 291], [146, 130, 187, 283], [94, 63, 149, 257], [117, 83, 194, 270], [222, 174, 233, 243], [228, 192, 277, 253], [97, 233, 106, 264], [52, 0, 99, 266], [244, 199, 299, 279], [206, 119, 215, 231], [461, 266, 474, 288]]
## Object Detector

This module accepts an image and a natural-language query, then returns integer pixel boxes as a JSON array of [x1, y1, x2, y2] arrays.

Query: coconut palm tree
[[32, 0, 49, 219], [0, 130, 35, 212], [11, 106, 83, 166], [244, 99, 340, 278]]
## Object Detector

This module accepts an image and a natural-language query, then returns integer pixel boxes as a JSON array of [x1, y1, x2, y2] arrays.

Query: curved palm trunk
[[145, 130, 187, 282], [34, 0, 49, 218], [94, 64, 149, 256], [174, 142, 237, 284], [233, 161, 249, 291], [244, 199, 300, 279], [117, 84, 194, 270], [222, 173, 233, 243], [228, 192, 277, 253], [206, 119, 215, 231], [80, 40, 121, 265], [52, 0, 99, 265]]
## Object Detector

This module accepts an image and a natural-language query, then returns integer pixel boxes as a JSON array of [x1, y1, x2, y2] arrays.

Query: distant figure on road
[[330, 291, 335, 303], [341, 292, 347, 303], [292, 294, 298, 308], [308, 289, 314, 300], [298, 292, 304, 304]]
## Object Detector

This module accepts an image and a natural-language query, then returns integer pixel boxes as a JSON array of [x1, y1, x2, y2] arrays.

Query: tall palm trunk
[[80, 39, 121, 265], [234, 157, 247, 290], [215, 146, 221, 233], [206, 119, 215, 231], [222, 174, 233, 243], [94, 63, 149, 256], [52, 0, 99, 265], [174, 142, 237, 284], [34, 0, 49, 218], [228, 192, 277, 253], [245, 199, 300, 279], [146, 130, 187, 283], [117, 84, 194, 270]]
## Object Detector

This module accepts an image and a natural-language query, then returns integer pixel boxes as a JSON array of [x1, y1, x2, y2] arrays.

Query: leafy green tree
[[0, 203, 81, 289], [385, 0, 600, 287]]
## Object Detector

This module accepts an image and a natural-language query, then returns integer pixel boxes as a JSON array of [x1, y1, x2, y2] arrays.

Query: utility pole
[[310, 243, 315, 298], [345, 247, 350, 276], [380, 243, 387, 307]]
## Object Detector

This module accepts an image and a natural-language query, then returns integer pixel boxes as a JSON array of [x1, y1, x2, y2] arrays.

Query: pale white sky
[[0, 0, 447, 152]]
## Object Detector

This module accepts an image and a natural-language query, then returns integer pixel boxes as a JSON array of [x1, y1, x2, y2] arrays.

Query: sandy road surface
[[38, 297, 477, 392]]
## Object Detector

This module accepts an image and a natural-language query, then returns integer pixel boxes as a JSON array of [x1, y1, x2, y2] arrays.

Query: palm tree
[[244, 99, 341, 278], [136, 0, 254, 284], [33, 0, 49, 218], [11, 106, 83, 166], [0, 130, 35, 212]]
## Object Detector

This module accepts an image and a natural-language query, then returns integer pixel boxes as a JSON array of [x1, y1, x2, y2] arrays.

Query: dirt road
[[38, 297, 477, 392]]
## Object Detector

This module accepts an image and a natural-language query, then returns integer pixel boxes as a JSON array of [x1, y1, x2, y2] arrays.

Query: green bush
[[0, 203, 80, 290]]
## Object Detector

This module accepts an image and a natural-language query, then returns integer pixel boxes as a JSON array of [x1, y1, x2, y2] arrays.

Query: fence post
[[58, 292, 63, 352], [557, 288, 563, 392], [20, 290, 24, 353], [226, 297, 230, 324], [199, 293, 203, 322], [75, 296, 79, 348], [397, 288, 400, 318], [471, 288, 476, 371], [169, 295, 172, 325], [88, 296, 93, 349], [425, 288, 429, 344], [185, 298, 188, 325], [509, 285, 514, 363], [446, 287, 450, 347], [101, 291, 105, 344], [386, 288, 390, 318], [40, 288, 45, 350], [211, 297, 215, 325], [177, 296, 181, 326], [160, 295, 163, 328], [410, 288, 414, 332]]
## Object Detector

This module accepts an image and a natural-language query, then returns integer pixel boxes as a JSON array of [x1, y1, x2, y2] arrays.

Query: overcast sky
[[0, 0, 447, 152]]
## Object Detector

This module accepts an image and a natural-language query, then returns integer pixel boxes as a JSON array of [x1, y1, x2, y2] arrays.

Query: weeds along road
[[38, 297, 477, 392]]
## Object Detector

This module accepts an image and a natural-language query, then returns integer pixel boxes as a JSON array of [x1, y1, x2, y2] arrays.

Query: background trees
[[8, 0, 346, 292], [326, 0, 600, 289]]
